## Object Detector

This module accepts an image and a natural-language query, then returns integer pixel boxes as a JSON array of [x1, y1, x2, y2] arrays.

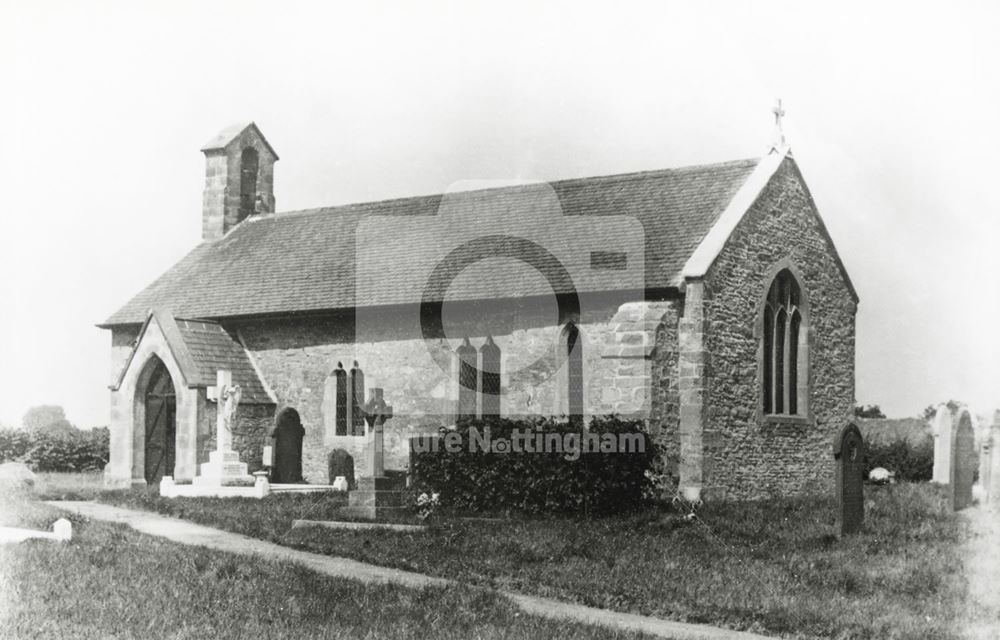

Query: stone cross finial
[[772, 99, 786, 149]]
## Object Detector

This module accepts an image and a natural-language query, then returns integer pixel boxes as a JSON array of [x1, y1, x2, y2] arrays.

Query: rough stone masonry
[[101, 122, 857, 501]]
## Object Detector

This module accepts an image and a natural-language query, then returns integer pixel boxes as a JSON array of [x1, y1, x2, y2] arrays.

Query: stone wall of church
[[110, 325, 141, 386], [236, 292, 665, 483], [200, 403, 274, 475], [701, 158, 857, 499]]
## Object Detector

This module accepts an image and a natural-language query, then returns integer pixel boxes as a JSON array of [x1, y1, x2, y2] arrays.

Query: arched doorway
[[272, 409, 304, 483], [143, 357, 176, 485]]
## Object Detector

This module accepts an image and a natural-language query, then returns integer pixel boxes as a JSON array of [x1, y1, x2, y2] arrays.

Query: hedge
[[409, 416, 656, 515], [0, 427, 109, 472], [864, 436, 934, 482]]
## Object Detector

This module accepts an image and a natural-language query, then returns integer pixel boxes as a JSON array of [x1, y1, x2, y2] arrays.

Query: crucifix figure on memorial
[[363, 388, 393, 478], [218, 376, 242, 455], [189, 369, 255, 490]]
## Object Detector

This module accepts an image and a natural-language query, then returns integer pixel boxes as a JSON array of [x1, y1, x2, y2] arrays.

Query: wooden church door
[[144, 360, 176, 485], [272, 409, 304, 483]]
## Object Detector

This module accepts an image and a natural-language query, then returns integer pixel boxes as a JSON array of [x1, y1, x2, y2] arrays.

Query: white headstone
[[253, 474, 270, 498], [332, 476, 349, 492], [52, 519, 72, 541], [932, 405, 953, 483]]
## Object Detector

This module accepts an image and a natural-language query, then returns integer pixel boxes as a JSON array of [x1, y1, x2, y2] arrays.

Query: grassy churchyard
[[0, 473, 985, 639], [0, 490, 644, 640], [82, 482, 971, 639]]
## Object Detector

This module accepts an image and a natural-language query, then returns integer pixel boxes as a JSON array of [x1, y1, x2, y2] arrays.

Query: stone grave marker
[[950, 409, 976, 511], [989, 411, 1000, 509], [328, 449, 355, 489], [339, 388, 404, 520], [0, 518, 71, 544], [932, 404, 953, 484], [834, 423, 865, 535], [979, 428, 992, 502]]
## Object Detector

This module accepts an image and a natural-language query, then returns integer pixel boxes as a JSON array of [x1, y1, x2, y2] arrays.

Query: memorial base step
[[348, 489, 404, 508], [335, 505, 409, 521]]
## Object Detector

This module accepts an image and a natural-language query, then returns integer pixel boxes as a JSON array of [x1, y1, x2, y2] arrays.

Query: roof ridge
[[253, 156, 761, 223]]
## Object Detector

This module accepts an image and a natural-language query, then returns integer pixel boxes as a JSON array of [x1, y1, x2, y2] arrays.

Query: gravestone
[[989, 411, 1000, 509], [834, 423, 865, 535], [950, 409, 976, 511], [979, 423, 992, 502], [328, 449, 355, 489], [339, 388, 404, 520], [931, 404, 953, 484], [0, 518, 71, 544]]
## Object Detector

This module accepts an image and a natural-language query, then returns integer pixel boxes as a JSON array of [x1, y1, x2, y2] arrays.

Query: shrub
[[409, 416, 656, 515], [865, 436, 933, 482], [0, 426, 109, 473]]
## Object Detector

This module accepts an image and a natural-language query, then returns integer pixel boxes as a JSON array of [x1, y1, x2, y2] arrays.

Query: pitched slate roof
[[174, 319, 272, 403], [102, 157, 759, 326], [112, 310, 272, 403]]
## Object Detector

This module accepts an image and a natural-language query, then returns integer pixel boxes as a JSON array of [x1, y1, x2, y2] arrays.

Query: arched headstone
[[951, 409, 976, 511], [932, 404, 953, 483], [989, 411, 1000, 508], [272, 409, 305, 484], [834, 423, 865, 535], [328, 449, 355, 488]]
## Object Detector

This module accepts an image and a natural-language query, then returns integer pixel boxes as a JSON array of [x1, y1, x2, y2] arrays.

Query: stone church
[[101, 122, 857, 500]]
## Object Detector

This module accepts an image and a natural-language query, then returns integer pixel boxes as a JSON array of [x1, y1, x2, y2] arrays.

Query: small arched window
[[763, 269, 806, 416], [456, 338, 478, 420], [479, 336, 501, 418], [238, 147, 259, 222], [563, 322, 584, 425]]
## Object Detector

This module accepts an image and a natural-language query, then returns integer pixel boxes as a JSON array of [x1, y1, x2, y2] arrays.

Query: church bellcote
[[200, 122, 279, 241]]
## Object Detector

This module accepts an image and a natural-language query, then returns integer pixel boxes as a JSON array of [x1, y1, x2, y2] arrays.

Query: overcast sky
[[1, 1, 998, 427]]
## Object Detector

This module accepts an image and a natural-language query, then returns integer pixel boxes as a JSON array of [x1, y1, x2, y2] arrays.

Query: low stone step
[[348, 490, 404, 508], [335, 505, 410, 521], [293, 519, 425, 533]]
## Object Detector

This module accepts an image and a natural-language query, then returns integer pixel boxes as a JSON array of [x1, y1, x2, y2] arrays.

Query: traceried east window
[[763, 269, 805, 416]]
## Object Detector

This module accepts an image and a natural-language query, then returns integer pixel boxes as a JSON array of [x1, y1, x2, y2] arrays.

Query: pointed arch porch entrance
[[141, 356, 177, 485]]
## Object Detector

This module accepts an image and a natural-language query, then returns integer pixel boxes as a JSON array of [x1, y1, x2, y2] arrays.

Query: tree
[[922, 400, 961, 420], [23, 405, 67, 430], [854, 404, 886, 419], [22, 405, 77, 435]]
